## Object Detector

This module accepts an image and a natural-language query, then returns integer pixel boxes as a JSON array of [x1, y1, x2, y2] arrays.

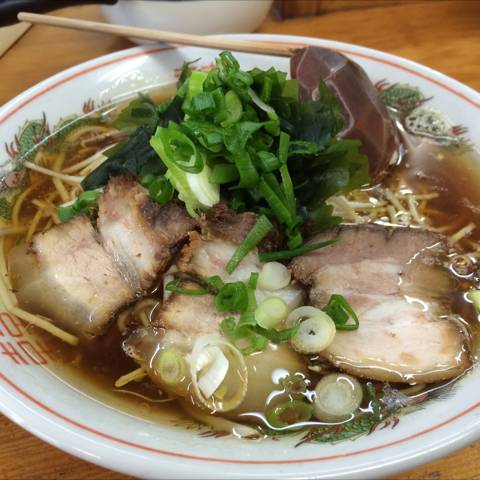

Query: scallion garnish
[[140, 174, 174, 205], [255, 151, 279, 173], [259, 237, 339, 262], [165, 278, 209, 296], [221, 90, 243, 126], [225, 215, 273, 274], [210, 163, 239, 184], [155, 127, 203, 174], [265, 400, 313, 429], [233, 150, 259, 188], [217, 271, 297, 354], [205, 275, 225, 290], [324, 294, 359, 330], [259, 176, 292, 225], [57, 190, 101, 223], [214, 282, 248, 312], [253, 324, 299, 343], [84, 51, 370, 246]]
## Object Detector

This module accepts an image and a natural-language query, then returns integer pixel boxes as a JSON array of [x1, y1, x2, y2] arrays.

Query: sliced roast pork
[[8, 176, 196, 340], [9, 215, 136, 340], [177, 204, 269, 283], [98, 175, 196, 291], [290, 225, 471, 383], [126, 205, 303, 359], [176, 204, 304, 308]]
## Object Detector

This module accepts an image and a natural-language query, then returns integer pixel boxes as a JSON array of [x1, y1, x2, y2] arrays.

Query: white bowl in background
[[0, 35, 479, 479], [101, 0, 274, 39]]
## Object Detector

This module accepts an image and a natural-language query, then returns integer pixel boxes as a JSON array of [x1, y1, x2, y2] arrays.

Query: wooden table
[[0, 1, 479, 479]]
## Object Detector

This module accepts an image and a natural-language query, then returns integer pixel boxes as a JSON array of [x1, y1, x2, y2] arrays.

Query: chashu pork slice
[[127, 205, 303, 359], [139, 205, 304, 354], [176, 204, 305, 309], [177, 204, 268, 283], [290, 225, 471, 383], [98, 176, 196, 292], [9, 215, 136, 340]]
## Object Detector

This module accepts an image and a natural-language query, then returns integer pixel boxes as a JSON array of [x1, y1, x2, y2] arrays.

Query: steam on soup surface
[[2, 49, 478, 442]]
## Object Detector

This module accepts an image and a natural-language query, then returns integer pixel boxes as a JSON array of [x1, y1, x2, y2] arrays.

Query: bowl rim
[[0, 34, 479, 479]]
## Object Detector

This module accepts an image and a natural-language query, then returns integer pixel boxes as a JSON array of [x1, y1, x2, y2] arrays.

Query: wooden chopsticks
[[17, 12, 303, 57]]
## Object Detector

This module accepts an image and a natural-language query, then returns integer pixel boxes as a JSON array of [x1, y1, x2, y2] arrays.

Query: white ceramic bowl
[[0, 35, 479, 479], [101, 0, 274, 38]]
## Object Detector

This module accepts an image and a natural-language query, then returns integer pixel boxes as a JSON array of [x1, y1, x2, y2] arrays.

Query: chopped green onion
[[205, 275, 225, 290], [255, 297, 289, 329], [313, 374, 363, 422], [258, 261, 291, 291], [225, 215, 273, 274], [265, 400, 313, 429], [141, 174, 174, 205], [151, 127, 219, 216], [262, 172, 286, 203], [279, 165, 295, 215], [221, 90, 243, 126], [285, 224, 303, 249], [255, 151, 280, 173], [220, 317, 236, 334], [324, 294, 359, 331], [260, 76, 273, 103], [259, 176, 292, 226], [290, 313, 336, 354], [187, 70, 207, 98], [281, 79, 299, 100], [254, 324, 299, 343], [165, 278, 209, 296], [155, 126, 203, 174], [248, 271, 259, 290], [58, 190, 101, 223], [232, 325, 269, 354], [233, 150, 259, 188], [238, 272, 258, 326], [152, 349, 188, 386], [278, 131, 290, 165], [191, 92, 216, 114], [210, 163, 239, 184], [249, 88, 278, 122], [215, 282, 248, 312], [259, 237, 339, 262]]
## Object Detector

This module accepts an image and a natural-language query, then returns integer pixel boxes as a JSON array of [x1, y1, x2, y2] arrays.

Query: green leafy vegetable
[[81, 127, 164, 191], [82, 51, 371, 262]]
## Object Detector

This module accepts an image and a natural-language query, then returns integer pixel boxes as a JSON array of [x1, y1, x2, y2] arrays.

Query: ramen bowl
[[0, 35, 478, 479]]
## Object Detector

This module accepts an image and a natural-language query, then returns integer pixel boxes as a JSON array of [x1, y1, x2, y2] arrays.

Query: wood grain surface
[[0, 1, 479, 479]]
